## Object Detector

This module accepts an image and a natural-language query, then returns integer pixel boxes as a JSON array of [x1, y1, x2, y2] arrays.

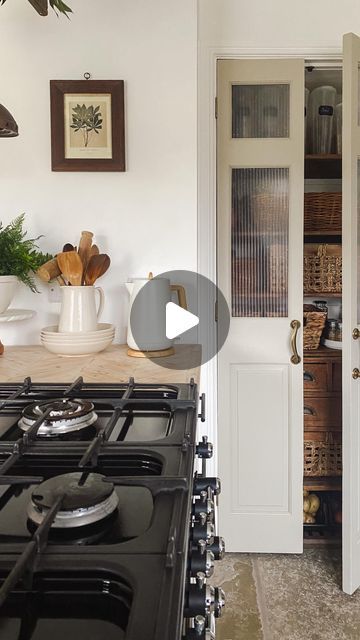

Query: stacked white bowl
[[41, 323, 115, 356]]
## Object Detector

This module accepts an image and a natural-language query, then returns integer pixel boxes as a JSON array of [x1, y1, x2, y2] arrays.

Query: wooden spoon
[[84, 254, 110, 286], [56, 251, 83, 286], [63, 243, 75, 252], [36, 257, 61, 282]]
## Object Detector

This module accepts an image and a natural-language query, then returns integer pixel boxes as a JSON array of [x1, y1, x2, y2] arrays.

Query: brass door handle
[[353, 368, 360, 379], [290, 319, 301, 365]]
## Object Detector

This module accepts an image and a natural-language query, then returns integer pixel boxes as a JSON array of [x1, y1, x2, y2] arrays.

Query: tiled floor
[[214, 549, 360, 640]]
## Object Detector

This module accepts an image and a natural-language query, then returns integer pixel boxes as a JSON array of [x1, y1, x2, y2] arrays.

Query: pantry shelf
[[305, 154, 342, 179], [304, 477, 342, 492]]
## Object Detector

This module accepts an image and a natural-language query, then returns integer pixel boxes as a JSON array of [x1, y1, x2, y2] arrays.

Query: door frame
[[197, 45, 342, 477]]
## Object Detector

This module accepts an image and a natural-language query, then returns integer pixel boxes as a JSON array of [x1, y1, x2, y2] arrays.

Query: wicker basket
[[304, 432, 342, 477], [251, 192, 288, 231], [303, 304, 327, 350], [304, 192, 342, 233], [304, 244, 342, 294]]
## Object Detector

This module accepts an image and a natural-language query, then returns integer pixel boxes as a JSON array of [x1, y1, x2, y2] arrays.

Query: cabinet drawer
[[303, 363, 328, 391], [304, 397, 342, 428]]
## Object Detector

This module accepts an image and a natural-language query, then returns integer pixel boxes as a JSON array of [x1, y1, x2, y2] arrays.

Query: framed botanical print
[[50, 80, 125, 171]]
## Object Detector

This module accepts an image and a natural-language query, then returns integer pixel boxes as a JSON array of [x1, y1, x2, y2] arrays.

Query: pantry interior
[[302, 64, 343, 545]]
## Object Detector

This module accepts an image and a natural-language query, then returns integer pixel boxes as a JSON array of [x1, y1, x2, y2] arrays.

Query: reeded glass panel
[[232, 168, 289, 317], [232, 84, 290, 138]]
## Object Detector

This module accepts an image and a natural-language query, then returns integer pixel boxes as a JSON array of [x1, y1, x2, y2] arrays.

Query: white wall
[[199, 0, 360, 49], [0, 0, 197, 345]]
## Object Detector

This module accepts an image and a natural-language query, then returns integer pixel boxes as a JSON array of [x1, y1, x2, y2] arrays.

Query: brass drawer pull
[[290, 319, 301, 365], [304, 371, 315, 382]]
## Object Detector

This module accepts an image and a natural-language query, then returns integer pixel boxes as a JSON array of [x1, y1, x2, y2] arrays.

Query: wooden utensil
[[89, 244, 100, 258], [56, 251, 83, 286], [63, 243, 75, 252], [78, 231, 94, 276], [36, 257, 62, 282], [84, 254, 110, 286]]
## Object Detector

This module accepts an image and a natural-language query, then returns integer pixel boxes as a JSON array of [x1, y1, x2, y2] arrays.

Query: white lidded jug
[[125, 273, 187, 352]]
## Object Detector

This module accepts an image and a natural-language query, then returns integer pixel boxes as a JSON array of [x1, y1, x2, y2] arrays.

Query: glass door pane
[[231, 167, 289, 317], [232, 84, 290, 138]]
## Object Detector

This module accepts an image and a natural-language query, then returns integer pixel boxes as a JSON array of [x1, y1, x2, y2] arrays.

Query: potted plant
[[0, 0, 72, 17], [0, 214, 52, 313]]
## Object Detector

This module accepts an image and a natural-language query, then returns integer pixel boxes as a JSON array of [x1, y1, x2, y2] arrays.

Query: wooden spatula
[[84, 254, 110, 286], [89, 244, 99, 258], [57, 251, 83, 286]]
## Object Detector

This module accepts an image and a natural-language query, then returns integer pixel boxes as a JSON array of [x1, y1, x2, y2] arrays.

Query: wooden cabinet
[[303, 347, 342, 543], [304, 349, 342, 431]]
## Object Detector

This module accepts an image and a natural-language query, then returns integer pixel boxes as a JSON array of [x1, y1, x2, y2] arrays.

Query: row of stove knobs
[[183, 437, 226, 639]]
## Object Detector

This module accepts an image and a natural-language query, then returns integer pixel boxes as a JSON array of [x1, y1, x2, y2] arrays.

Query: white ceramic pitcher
[[59, 286, 104, 333], [125, 274, 187, 352]]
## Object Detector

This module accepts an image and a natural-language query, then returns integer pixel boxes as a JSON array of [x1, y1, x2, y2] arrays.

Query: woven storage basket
[[303, 304, 327, 350], [304, 192, 342, 233], [304, 244, 342, 294], [251, 192, 288, 231], [304, 432, 342, 477]]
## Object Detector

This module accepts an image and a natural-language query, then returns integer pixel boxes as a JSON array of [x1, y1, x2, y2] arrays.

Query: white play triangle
[[165, 302, 199, 340]]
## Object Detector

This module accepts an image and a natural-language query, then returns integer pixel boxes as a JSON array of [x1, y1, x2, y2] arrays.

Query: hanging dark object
[[0, 104, 18, 137], [0, 0, 72, 17]]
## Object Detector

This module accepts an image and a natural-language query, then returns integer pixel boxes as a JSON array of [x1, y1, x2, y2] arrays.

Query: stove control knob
[[196, 572, 206, 590], [213, 587, 226, 618], [194, 615, 206, 635], [196, 437, 213, 459], [192, 522, 215, 544], [190, 550, 215, 578], [192, 497, 215, 522], [193, 476, 221, 496], [207, 536, 225, 560], [197, 539, 207, 555], [185, 583, 214, 617]]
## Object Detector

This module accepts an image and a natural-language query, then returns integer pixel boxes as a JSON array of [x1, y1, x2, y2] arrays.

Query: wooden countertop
[[0, 345, 201, 384]]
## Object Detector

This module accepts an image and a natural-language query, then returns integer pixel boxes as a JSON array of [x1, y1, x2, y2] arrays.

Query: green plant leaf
[[0, 214, 52, 292]]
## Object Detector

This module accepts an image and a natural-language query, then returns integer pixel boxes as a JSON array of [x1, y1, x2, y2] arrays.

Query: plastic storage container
[[309, 86, 337, 153]]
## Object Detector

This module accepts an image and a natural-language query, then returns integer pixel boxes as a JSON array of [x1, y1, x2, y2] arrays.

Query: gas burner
[[18, 398, 98, 436], [27, 472, 119, 528]]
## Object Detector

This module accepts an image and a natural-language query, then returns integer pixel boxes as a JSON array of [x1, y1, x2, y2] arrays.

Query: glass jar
[[326, 319, 338, 341], [314, 300, 328, 314], [336, 321, 342, 342]]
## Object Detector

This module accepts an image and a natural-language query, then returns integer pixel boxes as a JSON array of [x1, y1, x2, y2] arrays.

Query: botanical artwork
[[50, 80, 125, 171], [64, 93, 112, 160], [70, 104, 103, 147]]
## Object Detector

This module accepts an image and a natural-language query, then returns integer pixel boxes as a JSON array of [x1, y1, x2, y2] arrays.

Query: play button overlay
[[129, 269, 230, 370], [166, 302, 199, 339]]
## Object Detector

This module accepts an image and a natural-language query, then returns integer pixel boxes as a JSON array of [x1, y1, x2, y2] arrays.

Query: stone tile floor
[[214, 549, 360, 640]]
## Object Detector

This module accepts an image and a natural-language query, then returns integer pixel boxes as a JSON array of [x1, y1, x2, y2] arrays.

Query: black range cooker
[[0, 377, 225, 640]]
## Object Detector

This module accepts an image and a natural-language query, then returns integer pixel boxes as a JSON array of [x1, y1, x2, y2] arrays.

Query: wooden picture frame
[[50, 80, 125, 172]]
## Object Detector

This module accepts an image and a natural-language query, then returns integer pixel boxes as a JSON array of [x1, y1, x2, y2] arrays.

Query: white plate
[[41, 331, 115, 343], [323, 338, 342, 350], [41, 323, 114, 336], [41, 336, 114, 356], [41, 335, 114, 345], [0, 309, 36, 323]]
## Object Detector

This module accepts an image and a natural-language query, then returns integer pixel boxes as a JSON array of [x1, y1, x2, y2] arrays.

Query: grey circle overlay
[[129, 270, 230, 370]]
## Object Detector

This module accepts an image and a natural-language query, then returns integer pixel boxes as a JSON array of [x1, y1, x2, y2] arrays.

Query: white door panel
[[217, 59, 304, 552], [342, 32, 360, 595]]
